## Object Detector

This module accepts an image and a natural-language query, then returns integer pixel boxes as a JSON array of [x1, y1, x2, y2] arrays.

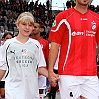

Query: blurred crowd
[[66, 0, 99, 13], [0, 0, 54, 40]]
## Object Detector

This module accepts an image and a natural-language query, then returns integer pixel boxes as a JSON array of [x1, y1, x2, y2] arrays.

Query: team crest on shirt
[[91, 21, 96, 30], [52, 20, 56, 26], [22, 49, 28, 55]]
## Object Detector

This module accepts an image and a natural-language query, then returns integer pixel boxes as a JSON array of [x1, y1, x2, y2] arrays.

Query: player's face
[[76, 0, 90, 6], [32, 23, 42, 35], [4, 34, 12, 41], [17, 22, 34, 37]]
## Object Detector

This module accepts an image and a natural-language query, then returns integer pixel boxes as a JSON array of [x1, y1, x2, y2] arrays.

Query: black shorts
[[0, 81, 5, 88]]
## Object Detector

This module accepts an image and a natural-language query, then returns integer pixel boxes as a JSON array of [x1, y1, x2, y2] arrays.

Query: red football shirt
[[30, 36, 49, 59], [38, 37, 49, 59], [49, 8, 99, 76]]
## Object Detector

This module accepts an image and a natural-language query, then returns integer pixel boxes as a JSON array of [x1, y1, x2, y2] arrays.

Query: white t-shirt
[[0, 37, 46, 99]]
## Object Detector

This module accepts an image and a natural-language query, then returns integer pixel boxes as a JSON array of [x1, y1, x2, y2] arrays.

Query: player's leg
[[49, 86, 56, 99], [49, 69, 58, 99], [59, 75, 81, 99], [39, 89, 45, 99], [80, 76, 99, 99], [38, 75, 46, 99]]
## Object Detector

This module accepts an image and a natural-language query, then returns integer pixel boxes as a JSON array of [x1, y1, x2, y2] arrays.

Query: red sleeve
[[44, 40, 49, 58], [48, 11, 68, 44]]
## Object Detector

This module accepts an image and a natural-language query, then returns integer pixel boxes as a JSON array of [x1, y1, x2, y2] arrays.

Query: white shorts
[[38, 75, 46, 89], [59, 75, 99, 99]]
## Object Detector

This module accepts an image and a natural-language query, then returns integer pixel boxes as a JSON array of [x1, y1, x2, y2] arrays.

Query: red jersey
[[30, 36, 49, 59], [38, 37, 49, 59], [49, 8, 99, 76]]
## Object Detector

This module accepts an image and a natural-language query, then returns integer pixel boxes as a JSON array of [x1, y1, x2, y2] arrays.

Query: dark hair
[[2, 32, 13, 39]]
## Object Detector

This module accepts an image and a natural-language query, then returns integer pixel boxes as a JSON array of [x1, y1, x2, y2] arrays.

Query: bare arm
[[38, 67, 48, 78], [0, 70, 6, 81], [48, 42, 60, 86], [48, 42, 60, 73]]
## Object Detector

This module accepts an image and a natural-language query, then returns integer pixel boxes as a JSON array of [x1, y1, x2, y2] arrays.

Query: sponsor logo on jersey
[[22, 49, 28, 55], [91, 21, 96, 30], [52, 20, 56, 26], [70, 92, 73, 97], [14, 55, 34, 67], [80, 18, 88, 20], [71, 30, 96, 37], [12, 49, 37, 68], [10, 50, 15, 54]]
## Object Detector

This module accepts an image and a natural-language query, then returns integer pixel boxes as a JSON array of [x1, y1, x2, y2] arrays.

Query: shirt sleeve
[[48, 11, 68, 44], [44, 41, 49, 59], [38, 44, 46, 68], [0, 44, 7, 70]]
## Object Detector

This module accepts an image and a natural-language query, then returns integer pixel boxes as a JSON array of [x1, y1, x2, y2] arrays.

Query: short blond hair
[[16, 12, 34, 25]]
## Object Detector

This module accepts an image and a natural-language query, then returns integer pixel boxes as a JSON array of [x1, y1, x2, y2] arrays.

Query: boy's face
[[16, 21, 34, 37]]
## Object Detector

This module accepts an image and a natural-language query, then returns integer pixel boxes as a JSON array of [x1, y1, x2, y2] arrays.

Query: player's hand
[[48, 71, 59, 87]]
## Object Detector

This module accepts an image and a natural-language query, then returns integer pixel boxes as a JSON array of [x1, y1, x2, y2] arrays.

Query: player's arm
[[38, 67, 48, 78], [0, 70, 6, 81], [48, 42, 59, 72], [48, 42, 60, 86]]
